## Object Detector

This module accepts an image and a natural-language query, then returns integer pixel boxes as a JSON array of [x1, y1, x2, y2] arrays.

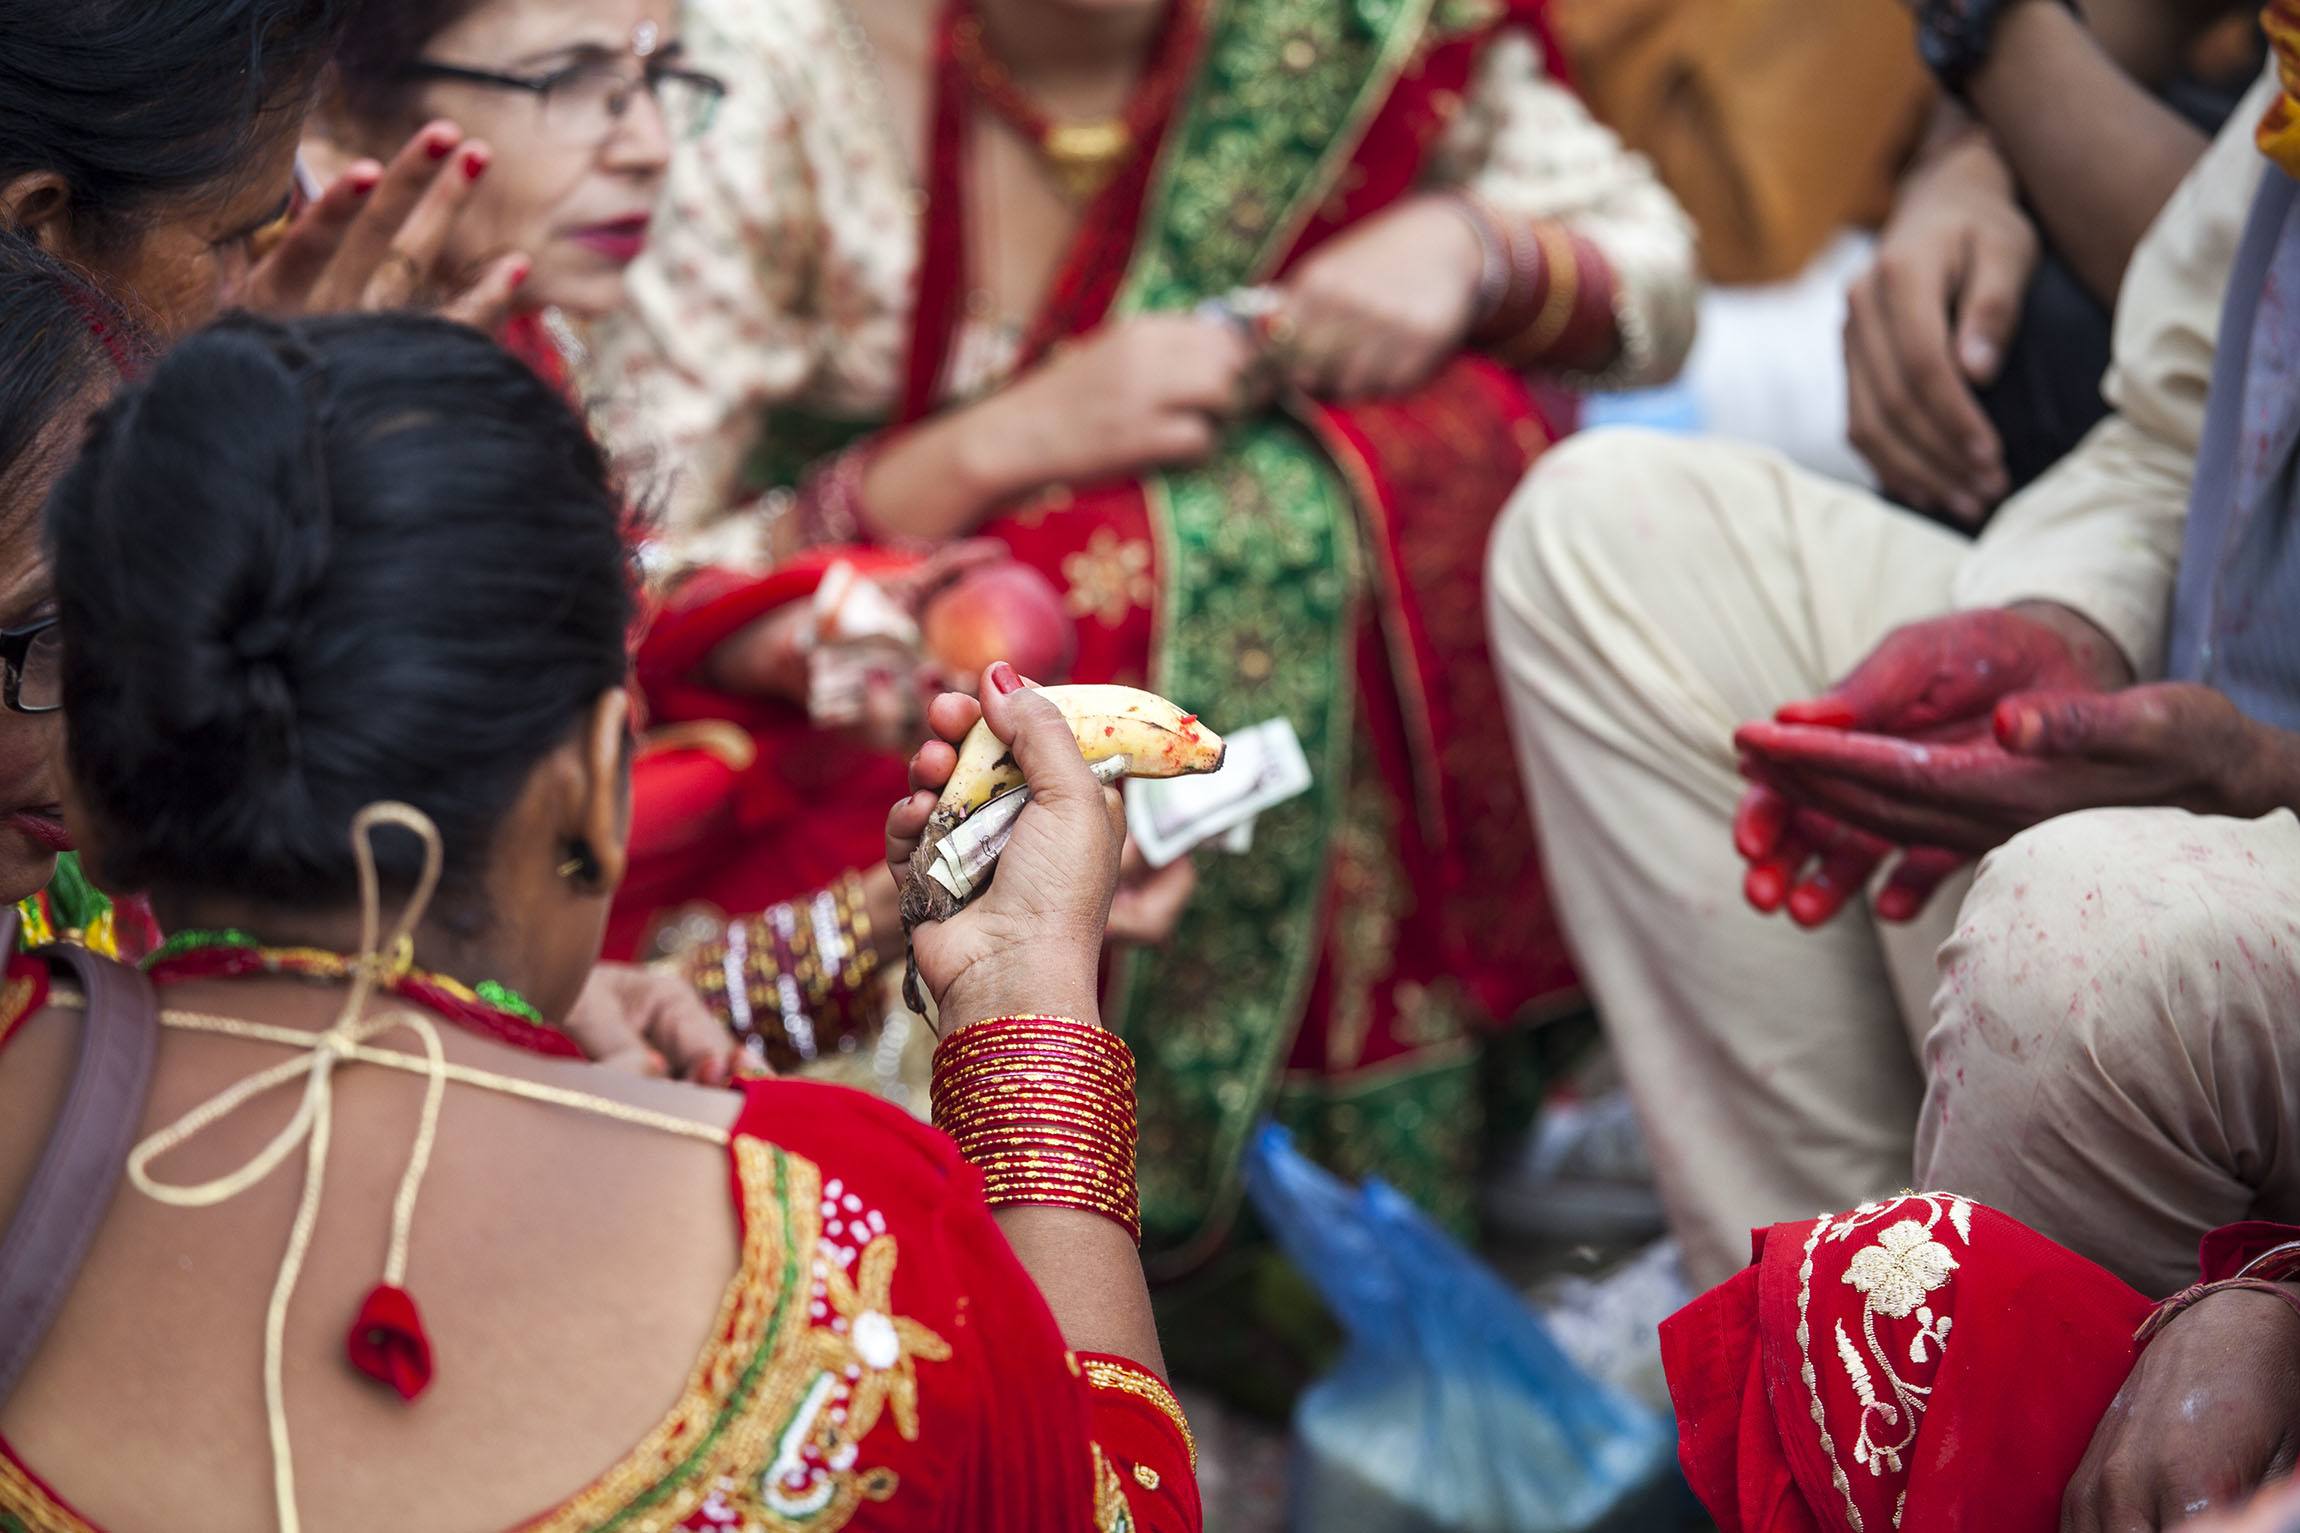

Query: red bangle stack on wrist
[[930, 1015, 1142, 1243]]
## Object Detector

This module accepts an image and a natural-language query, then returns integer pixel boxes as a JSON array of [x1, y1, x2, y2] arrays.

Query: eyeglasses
[[400, 54, 726, 147], [0, 617, 62, 716]]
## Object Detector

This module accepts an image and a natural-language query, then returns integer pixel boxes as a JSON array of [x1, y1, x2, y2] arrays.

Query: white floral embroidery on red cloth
[[1795, 1192, 1978, 1532]]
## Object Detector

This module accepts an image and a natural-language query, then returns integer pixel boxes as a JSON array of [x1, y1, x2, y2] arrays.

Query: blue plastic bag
[[1243, 1125, 1674, 1533]]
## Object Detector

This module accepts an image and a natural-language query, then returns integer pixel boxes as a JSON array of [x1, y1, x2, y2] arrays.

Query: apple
[[921, 562, 1078, 683]]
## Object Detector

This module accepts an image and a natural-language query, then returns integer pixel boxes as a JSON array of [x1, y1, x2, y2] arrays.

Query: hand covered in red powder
[[1730, 603, 2135, 926]]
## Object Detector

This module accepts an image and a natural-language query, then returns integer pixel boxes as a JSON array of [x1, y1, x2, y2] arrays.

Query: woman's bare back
[[0, 985, 747, 1533]]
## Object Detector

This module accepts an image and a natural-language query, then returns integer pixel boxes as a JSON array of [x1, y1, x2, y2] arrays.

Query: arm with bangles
[[1260, 28, 1698, 403], [1431, 28, 1699, 388], [889, 668, 1199, 1526]]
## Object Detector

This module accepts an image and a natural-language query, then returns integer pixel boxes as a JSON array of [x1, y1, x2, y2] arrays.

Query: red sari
[[0, 951, 1199, 1533], [624, 0, 1599, 1263]]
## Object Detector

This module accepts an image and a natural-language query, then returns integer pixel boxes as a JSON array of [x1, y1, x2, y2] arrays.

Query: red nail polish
[[1788, 884, 1834, 928], [425, 134, 456, 162], [508, 259, 531, 289], [990, 662, 1022, 695], [462, 148, 490, 181]]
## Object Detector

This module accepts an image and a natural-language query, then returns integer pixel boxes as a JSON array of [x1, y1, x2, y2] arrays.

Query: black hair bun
[[76, 321, 332, 770], [49, 312, 634, 910]]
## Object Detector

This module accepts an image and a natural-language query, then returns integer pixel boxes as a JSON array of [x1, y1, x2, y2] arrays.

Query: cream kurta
[[591, 0, 1696, 570], [1485, 72, 2274, 1289]]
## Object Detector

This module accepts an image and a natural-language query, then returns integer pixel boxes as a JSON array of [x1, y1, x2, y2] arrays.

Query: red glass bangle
[[931, 1016, 1142, 1242]]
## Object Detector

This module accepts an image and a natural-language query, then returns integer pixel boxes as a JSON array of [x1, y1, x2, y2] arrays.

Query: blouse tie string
[[101, 802, 736, 1533]]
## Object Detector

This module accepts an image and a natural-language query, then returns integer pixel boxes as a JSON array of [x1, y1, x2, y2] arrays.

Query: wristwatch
[[1916, 0, 2072, 98]]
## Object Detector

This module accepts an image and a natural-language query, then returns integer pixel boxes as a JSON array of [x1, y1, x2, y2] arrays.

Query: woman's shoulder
[[728, 1077, 969, 1199]]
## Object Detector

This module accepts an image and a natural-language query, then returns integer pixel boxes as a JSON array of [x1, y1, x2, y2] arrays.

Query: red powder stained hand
[[1735, 683, 2281, 925], [1731, 603, 2136, 926]]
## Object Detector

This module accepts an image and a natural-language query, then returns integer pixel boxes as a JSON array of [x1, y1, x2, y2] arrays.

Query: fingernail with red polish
[[507, 259, 531, 289], [989, 662, 1022, 695], [426, 132, 457, 161], [1788, 883, 1835, 928], [1744, 864, 1788, 912], [1877, 887, 1918, 923], [462, 147, 490, 181]]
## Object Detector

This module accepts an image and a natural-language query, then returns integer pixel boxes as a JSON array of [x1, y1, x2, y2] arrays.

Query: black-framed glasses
[[400, 55, 726, 147], [0, 616, 61, 716]]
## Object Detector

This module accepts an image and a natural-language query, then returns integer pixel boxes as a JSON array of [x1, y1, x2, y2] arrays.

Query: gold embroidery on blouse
[[1092, 1445, 1139, 1533], [0, 1451, 103, 1533], [1082, 1357, 1199, 1471], [0, 1139, 954, 1533]]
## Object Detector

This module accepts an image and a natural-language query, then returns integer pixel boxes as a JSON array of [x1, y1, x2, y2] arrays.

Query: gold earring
[[557, 857, 585, 880]]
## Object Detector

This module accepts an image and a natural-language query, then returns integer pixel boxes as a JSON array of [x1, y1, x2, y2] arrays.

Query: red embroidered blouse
[[0, 973, 1200, 1532]]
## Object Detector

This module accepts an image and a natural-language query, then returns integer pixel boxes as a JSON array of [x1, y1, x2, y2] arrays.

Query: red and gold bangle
[[932, 1016, 1141, 1243], [1471, 207, 1546, 343], [1505, 222, 1579, 363]]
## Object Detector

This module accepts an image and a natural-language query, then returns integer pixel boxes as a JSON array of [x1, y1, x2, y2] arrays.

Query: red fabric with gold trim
[[1076, 1350, 1204, 1532], [0, 949, 51, 1050], [1662, 1194, 2152, 1533], [727, 1081, 1202, 1530]]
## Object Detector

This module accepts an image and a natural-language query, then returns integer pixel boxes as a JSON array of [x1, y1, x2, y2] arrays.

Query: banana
[[926, 683, 1227, 832], [900, 684, 1226, 1015]]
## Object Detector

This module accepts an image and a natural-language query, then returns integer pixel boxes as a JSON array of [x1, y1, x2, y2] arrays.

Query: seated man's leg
[[1487, 429, 1975, 1285], [1920, 806, 2300, 1296]]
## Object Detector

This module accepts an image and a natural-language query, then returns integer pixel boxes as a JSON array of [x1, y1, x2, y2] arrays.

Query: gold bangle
[[1516, 222, 1579, 361]]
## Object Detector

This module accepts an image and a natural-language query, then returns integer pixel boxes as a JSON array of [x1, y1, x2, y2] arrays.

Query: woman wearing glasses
[[588, 0, 1698, 1301], [314, 0, 931, 1079], [313, 0, 725, 383]]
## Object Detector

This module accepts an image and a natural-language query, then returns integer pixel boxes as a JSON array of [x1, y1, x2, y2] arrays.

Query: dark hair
[[0, 229, 141, 504], [48, 312, 634, 912], [0, 0, 342, 243], [328, 0, 489, 125]]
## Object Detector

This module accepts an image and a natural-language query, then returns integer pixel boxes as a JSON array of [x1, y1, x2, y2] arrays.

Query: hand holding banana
[[887, 664, 1226, 1025]]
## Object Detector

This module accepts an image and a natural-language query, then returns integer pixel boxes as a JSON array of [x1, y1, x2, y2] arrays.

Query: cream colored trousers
[[1487, 430, 2300, 1294]]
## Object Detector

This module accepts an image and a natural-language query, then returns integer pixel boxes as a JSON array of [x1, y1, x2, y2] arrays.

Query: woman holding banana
[[0, 309, 1200, 1532], [594, 0, 1697, 1278]]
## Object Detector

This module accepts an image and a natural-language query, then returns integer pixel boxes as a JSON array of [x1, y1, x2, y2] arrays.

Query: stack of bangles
[[790, 440, 933, 555], [1440, 190, 1618, 371], [930, 1015, 1142, 1244], [675, 870, 882, 1073]]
